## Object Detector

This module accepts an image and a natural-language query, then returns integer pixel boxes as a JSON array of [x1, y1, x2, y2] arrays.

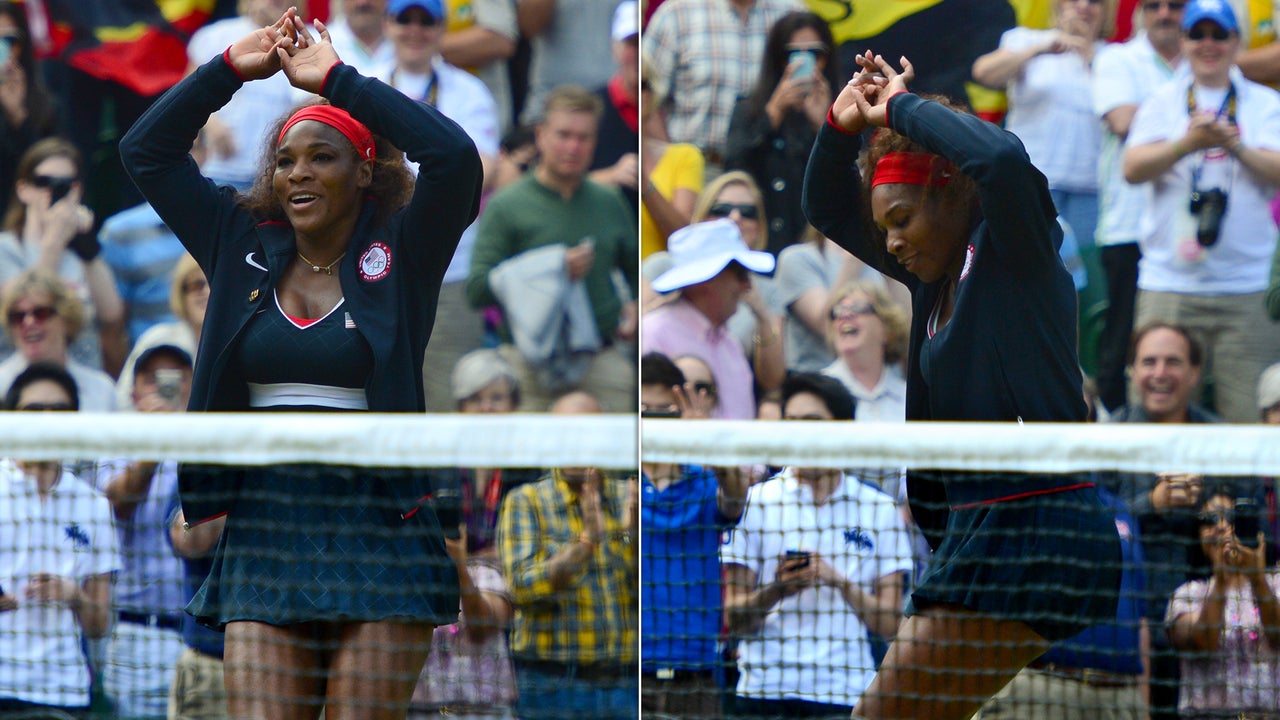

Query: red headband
[[871, 151, 955, 188], [278, 105, 376, 162]]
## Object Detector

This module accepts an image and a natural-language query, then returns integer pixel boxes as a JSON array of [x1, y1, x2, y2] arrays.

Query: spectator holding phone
[[1167, 484, 1280, 718], [0, 137, 127, 375], [722, 372, 912, 718], [724, 11, 839, 255]]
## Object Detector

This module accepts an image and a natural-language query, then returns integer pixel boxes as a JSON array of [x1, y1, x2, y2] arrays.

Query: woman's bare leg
[[225, 620, 327, 720], [853, 604, 1050, 720], [325, 620, 434, 720]]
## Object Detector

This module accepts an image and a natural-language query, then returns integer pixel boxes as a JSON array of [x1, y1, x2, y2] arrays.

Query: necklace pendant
[[311, 265, 322, 273]]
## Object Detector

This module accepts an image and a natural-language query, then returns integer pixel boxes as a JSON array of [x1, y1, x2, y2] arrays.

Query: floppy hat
[[650, 218, 775, 293], [1181, 0, 1238, 33], [612, 1, 639, 41], [388, 0, 445, 22]]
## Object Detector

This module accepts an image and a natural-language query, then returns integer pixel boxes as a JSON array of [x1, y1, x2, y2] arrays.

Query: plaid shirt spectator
[[498, 469, 637, 664], [643, 0, 801, 161]]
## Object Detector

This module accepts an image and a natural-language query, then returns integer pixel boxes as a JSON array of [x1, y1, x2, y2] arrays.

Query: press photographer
[[1120, 0, 1280, 425]]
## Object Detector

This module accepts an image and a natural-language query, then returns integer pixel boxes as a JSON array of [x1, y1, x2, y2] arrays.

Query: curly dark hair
[[238, 101, 414, 227], [856, 93, 980, 267]]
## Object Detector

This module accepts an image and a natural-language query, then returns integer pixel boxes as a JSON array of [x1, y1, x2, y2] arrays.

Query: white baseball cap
[[612, 1, 638, 41], [651, 219, 775, 293], [1259, 362, 1280, 411]]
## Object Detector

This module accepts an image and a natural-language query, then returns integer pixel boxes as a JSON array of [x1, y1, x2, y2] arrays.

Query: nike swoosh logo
[[244, 252, 268, 272]]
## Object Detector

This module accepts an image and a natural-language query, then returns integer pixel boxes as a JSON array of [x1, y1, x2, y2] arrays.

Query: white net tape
[[642, 419, 1280, 476], [0, 412, 638, 468]]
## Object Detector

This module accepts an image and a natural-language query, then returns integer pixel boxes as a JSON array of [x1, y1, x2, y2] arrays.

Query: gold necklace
[[296, 250, 345, 275]]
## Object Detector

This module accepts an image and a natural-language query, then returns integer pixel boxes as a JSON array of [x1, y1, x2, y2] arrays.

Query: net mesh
[[0, 412, 635, 719], [641, 418, 1280, 720]]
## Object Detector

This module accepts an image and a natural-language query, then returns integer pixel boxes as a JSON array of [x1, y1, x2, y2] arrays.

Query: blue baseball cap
[[387, 0, 445, 22], [1181, 0, 1238, 33]]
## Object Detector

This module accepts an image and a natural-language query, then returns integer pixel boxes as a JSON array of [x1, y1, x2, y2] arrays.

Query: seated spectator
[[0, 137, 126, 375], [640, 352, 747, 719], [409, 526, 517, 719], [672, 353, 719, 419], [643, 172, 786, 396], [1167, 483, 1280, 718], [96, 344, 193, 719], [643, 219, 776, 420], [429, 348, 542, 557], [0, 0, 61, 207], [114, 253, 205, 410], [776, 228, 896, 375], [0, 361, 119, 717], [0, 269, 117, 411], [549, 389, 603, 415], [819, 280, 909, 423], [1259, 362, 1280, 425], [722, 372, 912, 718], [724, 10, 839, 254]]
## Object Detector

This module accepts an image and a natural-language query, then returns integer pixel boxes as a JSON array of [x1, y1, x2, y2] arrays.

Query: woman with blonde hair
[[0, 267, 116, 410], [820, 279, 909, 422]]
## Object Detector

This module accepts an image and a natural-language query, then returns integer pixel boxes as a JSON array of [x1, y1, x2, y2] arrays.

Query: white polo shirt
[[722, 469, 913, 707], [0, 460, 120, 707]]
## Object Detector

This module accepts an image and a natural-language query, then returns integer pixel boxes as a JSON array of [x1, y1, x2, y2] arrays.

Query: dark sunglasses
[[691, 380, 717, 397], [30, 174, 76, 190], [1187, 25, 1231, 41], [0, 33, 21, 47], [1198, 510, 1234, 526], [1142, 1, 1185, 10], [17, 402, 74, 412], [707, 202, 759, 220], [641, 406, 681, 419], [830, 302, 878, 320], [6, 306, 57, 326], [785, 43, 828, 58], [394, 10, 443, 27]]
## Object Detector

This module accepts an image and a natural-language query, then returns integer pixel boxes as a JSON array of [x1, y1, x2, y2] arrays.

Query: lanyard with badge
[[1184, 82, 1236, 249]]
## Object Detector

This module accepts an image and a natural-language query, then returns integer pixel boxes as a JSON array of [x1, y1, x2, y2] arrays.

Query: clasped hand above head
[[828, 51, 914, 136], [225, 6, 342, 96]]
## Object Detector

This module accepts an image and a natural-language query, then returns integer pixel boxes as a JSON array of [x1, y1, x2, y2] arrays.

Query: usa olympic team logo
[[359, 243, 391, 281]]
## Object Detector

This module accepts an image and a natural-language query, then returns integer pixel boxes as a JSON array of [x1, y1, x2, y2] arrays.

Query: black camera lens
[[1189, 188, 1228, 247]]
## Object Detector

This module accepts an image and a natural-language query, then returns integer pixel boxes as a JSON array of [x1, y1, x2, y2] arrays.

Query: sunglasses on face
[[30, 174, 76, 190], [785, 43, 828, 58], [394, 10, 443, 27], [707, 202, 759, 220], [17, 402, 74, 412], [1198, 509, 1234, 526], [0, 34, 21, 48], [690, 381, 717, 397], [1187, 25, 1232, 41], [1142, 1, 1185, 10], [6, 305, 57, 326], [641, 405, 681, 419], [830, 302, 877, 320]]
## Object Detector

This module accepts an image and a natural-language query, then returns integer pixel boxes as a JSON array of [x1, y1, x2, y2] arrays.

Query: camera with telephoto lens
[[1189, 187, 1228, 247]]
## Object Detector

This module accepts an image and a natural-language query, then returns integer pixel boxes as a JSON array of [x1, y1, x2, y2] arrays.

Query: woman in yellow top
[[639, 53, 703, 259]]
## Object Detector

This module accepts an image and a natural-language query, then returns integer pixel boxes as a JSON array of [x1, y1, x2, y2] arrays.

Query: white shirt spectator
[[722, 469, 912, 707], [0, 460, 119, 708]]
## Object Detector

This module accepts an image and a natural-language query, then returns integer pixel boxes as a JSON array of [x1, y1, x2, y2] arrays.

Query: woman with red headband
[[119, 8, 482, 720], [802, 52, 1121, 720]]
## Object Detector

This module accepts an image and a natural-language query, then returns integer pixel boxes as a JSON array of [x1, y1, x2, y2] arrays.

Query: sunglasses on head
[[707, 202, 759, 220], [1198, 509, 1235, 526], [6, 306, 57, 326], [1142, 0, 1185, 10], [17, 402, 74, 412], [394, 10, 443, 27], [830, 302, 877, 320], [1187, 25, 1231, 41]]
